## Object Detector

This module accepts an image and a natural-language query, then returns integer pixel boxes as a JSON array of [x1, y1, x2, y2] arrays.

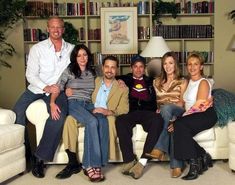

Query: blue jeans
[[13, 89, 67, 161], [68, 99, 109, 169], [155, 104, 185, 168]]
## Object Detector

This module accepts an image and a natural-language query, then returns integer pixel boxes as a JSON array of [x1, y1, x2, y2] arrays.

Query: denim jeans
[[154, 104, 185, 168], [68, 99, 109, 169], [13, 89, 68, 161]]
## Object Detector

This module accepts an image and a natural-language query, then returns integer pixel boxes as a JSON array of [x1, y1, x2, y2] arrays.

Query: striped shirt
[[57, 68, 95, 101], [153, 78, 184, 108]]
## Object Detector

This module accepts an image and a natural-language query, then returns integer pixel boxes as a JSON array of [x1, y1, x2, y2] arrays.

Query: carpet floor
[[3, 160, 234, 185]]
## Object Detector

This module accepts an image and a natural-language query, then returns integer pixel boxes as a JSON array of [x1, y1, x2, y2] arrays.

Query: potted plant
[[0, 0, 26, 69], [63, 22, 79, 45], [153, 0, 180, 25]]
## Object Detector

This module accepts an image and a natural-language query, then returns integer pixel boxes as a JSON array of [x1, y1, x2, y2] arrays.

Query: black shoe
[[202, 152, 213, 172], [182, 158, 199, 180], [32, 156, 45, 178], [56, 163, 82, 179], [197, 157, 203, 174]]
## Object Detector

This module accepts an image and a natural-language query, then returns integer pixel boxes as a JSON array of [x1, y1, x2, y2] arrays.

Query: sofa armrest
[[26, 99, 49, 144], [0, 109, 16, 125], [26, 99, 49, 126]]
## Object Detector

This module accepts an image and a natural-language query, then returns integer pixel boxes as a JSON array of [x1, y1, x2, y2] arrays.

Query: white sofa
[[0, 109, 26, 183], [228, 121, 235, 172], [26, 99, 230, 164]]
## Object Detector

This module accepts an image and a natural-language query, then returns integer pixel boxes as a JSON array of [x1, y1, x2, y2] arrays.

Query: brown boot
[[121, 159, 137, 175], [171, 168, 182, 178], [145, 149, 165, 161], [129, 162, 144, 179]]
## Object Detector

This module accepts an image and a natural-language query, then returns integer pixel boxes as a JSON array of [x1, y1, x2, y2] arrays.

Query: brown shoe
[[121, 159, 137, 175], [171, 168, 182, 178], [129, 162, 144, 179], [145, 149, 165, 161]]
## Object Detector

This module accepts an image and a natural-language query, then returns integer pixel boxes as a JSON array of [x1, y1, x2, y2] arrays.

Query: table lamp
[[140, 36, 170, 77]]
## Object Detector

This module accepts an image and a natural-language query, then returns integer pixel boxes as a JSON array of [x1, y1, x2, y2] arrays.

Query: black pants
[[174, 107, 218, 160], [116, 110, 164, 163]]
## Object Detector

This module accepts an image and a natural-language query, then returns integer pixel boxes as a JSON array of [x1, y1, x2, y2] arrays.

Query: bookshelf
[[152, 0, 215, 77], [23, 0, 215, 77]]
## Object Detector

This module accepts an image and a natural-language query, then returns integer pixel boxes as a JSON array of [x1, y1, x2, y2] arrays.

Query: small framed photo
[[101, 7, 138, 54]]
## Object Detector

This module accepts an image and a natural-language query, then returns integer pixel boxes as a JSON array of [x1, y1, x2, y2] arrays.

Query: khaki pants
[[63, 115, 121, 161]]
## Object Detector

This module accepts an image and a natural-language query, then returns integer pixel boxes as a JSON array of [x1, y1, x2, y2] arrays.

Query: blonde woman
[[171, 52, 217, 180]]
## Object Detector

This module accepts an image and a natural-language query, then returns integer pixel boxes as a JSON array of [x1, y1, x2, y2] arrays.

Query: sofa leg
[[222, 159, 228, 163], [18, 171, 25, 176]]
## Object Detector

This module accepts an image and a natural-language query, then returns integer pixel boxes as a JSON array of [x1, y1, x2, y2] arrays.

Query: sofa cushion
[[135, 125, 147, 141], [0, 145, 25, 167], [0, 124, 24, 154], [194, 128, 215, 142]]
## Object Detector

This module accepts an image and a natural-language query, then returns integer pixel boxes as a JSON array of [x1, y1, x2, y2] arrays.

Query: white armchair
[[0, 108, 26, 183]]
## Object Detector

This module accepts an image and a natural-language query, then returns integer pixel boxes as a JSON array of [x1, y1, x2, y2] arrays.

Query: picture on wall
[[101, 7, 138, 54]]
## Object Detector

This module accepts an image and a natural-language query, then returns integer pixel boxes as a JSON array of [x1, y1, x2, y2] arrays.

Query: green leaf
[[0, 0, 26, 69], [0, 59, 12, 68], [62, 22, 80, 45], [153, 0, 179, 25]]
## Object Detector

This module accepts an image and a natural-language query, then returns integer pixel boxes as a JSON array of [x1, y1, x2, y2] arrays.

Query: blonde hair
[[186, 52, 205, 76], [47, 16, 64, 27]]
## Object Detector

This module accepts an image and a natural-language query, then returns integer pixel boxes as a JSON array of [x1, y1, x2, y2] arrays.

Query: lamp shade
[[140, 36, 171, 57]]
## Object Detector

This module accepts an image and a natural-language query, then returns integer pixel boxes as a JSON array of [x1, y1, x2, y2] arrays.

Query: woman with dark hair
[[146, 51, 188, 178], [169, 52, 217, 180], [68, 44, 95, 79], [51, 44, 107, 182]]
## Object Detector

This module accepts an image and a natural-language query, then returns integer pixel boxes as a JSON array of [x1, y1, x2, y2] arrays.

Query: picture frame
[[101, 7, 138, 54]]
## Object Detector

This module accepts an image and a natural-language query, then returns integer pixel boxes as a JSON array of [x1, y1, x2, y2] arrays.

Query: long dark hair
[[68, 44, 95, 78]]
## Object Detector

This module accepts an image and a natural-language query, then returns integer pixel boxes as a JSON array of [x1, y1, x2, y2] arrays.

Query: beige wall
[[1, 1, 235, 108], [214, 0, 235, 92], [0, 21, 25, 109]]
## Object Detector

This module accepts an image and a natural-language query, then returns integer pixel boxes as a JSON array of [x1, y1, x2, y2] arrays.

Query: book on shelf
[[87, 0, 149, 15], [177, 51, 214, 64], [24, 28, 48, 42], [54, 2, 66, 16], [54, 2, 86, 16], [88, 0, 101, 15], [138, 26, 150, 39], [174, 0, 214, 14], [92, 53, 137, 66], [154, 24, 213, 39], [78, 27, 85, 41], [25, 0, 214, 17], [137, 0, 150, 15], [88, 28, 101, 40], [66, 2, 85, 16], [25, 1, 53, 17]]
